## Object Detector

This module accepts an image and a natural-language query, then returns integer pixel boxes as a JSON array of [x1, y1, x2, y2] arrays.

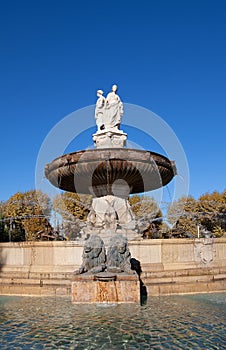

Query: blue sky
[[0, 0, 226, 202]]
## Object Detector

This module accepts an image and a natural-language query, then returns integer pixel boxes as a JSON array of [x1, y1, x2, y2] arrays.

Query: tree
[[129, 195, 162, 238], [167, 191, 226, 238], [167, 196, 199, 237], [197, 191, 226, 236], [129, 195, 161, 218], [0, 201, 8, 242], [53, 192, 92, 239], [2, 190, 52, 241]]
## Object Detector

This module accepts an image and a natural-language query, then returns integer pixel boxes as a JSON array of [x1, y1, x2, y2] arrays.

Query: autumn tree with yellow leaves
[[1, 188, 226, 241], [129, 195, 162, 237], [52, 192, 92, 239], [2, 190, 52, 241], [168, 191, 226, 237]]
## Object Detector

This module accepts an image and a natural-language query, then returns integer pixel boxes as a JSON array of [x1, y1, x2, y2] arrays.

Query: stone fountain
[[45, 85, 176, 303]]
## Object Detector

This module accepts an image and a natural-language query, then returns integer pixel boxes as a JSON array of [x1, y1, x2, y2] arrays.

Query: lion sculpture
[[107, 235, 135, 274], [74, 235, 106, 274]]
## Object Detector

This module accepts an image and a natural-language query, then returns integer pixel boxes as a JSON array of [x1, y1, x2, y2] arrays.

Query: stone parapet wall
[[0, 238, 225, 296]]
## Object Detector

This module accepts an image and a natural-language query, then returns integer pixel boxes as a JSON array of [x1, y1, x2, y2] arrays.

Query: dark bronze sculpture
[[74, 235, 106, 274], [107, 235, 135, 274], [74, 233, 136, 275]]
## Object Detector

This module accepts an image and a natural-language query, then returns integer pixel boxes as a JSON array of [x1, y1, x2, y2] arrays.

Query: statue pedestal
[[71, 272, 140, 304], [93, 129, 127, 148]]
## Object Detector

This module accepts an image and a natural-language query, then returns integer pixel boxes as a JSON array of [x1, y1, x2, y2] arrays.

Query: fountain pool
[[0, 293, 225, 349]]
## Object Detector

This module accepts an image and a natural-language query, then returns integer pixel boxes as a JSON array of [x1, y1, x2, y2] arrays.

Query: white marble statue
[[87, 194, 136, 231], [105, 85, 123, 130], [94, 85, 123, 131], [95, 90, 105, 131], [87, 195, 117, 230]]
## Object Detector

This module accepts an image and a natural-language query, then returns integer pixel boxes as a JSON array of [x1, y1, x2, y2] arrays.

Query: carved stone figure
[[74, 235, 106, 274], [107, 235, 135, 274], [95, 90, 105, 131], [112, 196, 136, 230], [87, 196, 117, 230], [194, 238, 216, 264], [105, 85, 123, 130], [87, 194, 136, 231], [93, 130, 127, 148], [94, 85, 124, 132]]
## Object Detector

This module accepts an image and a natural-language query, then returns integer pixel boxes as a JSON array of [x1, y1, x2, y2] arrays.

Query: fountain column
[[72, 85, 141, 303]]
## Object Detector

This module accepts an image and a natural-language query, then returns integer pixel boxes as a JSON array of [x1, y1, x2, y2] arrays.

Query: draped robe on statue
[[104, 91, 123, 129]]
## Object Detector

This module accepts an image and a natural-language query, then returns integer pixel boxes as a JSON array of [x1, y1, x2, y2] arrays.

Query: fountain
[[44, 85, 176, 303]]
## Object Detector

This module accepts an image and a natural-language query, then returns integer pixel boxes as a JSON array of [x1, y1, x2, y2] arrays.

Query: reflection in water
[[0, 293, 225, 349]]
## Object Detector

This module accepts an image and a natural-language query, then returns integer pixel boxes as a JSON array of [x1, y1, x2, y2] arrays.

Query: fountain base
[[71, 272, 140, 304]]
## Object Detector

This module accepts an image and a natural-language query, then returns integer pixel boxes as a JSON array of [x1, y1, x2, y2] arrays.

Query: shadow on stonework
[[0, 248, 6, 273], [130, 257, 147, 305]]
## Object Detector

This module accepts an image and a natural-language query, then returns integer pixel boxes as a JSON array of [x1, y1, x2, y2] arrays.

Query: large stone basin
[[45, 148, 176, 197]]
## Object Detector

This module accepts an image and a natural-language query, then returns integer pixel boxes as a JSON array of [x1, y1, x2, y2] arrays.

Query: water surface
[[0, 293, 225, 349]]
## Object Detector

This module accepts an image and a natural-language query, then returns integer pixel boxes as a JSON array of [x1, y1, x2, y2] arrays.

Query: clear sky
[[0, 0, 226, 202]]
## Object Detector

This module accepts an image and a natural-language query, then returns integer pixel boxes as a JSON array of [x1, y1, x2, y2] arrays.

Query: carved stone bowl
[[45, 148, 176, 197]]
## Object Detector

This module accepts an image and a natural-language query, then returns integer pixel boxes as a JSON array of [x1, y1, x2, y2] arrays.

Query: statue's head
[[118, 242, 127, 254], [97, 89, 104, 96], [112, 84, 118, 92], [84, 235, 105, 258], [109, 235, 127, 254]]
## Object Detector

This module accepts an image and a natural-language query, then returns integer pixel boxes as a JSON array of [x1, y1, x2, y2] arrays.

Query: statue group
[[74, 234, 135, 275], [95, 85, 123, 131], [87, 194, 136, 231]]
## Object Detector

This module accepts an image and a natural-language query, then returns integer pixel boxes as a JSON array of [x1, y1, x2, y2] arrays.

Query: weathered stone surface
[[94, 272, 116, 281], [86, 194, 137, 233], [0, 239, 226, 296], [44, 148, 176, 195], [93, 130, 127, 148], [107, 235, 135, 274], [194, 238, 216, 264], [81, 228, 141, 246], [73, 235, 106, 275], [71, 273, 140, 303]]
